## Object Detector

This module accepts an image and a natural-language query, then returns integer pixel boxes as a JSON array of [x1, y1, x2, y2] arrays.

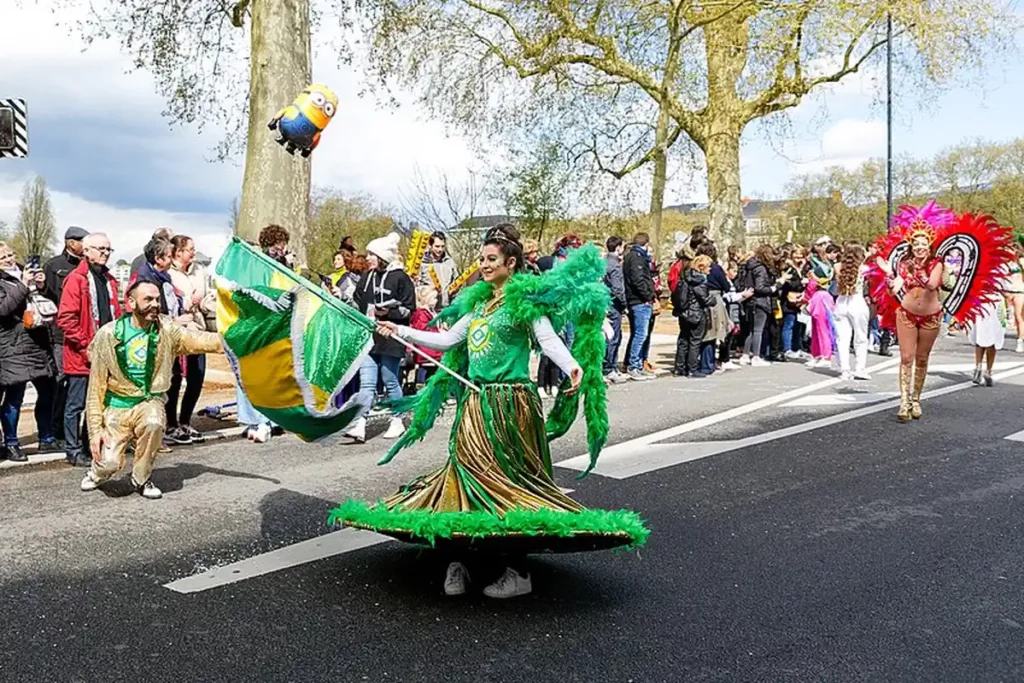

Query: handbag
[[23, 293, 58, 329]]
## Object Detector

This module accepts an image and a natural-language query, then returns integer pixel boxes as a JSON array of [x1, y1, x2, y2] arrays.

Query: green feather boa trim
[[381, 245, 611, 478], [328, 500, 650, 550]]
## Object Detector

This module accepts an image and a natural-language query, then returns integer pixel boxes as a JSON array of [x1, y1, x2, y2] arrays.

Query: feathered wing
[[505, 245, 611, 478], [934, 212, 1016, 325]]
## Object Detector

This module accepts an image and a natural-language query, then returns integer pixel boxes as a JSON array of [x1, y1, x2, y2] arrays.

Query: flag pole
[[389, 334, 482, 393]]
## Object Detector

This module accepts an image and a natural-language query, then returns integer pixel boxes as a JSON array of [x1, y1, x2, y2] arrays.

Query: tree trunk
[[237, 0, 312, 262], [705, 125, 743, 245], [647, 108, 670, 263]]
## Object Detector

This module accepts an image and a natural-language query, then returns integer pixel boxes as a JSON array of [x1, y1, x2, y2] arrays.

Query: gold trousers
[[384, 384, 581, 514], [90, 398, 165, 485]]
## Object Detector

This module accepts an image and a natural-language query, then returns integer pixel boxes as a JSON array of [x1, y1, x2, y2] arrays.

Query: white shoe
[[483, 567, 532, 599], [784, 351, 801, 361], [133, 477, 163, 500], [80, 472, 99, 492], [972, 367, 983, 385], [252, 423, 272, 443], [721, 361, 740, 371], [840, 371, 853, 381], [750, 357, 771, 367], [738, 355, 752, 366], [443, 562, 469, 596], [383, 417, 406, 439], [853, 371, 872, 381], [1016, 339, 1024, 354], [344, 417, 366, 443]]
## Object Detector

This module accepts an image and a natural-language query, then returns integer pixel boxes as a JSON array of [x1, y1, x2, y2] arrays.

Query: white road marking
[[878, 362, 1023, 375], [164, 528, 393, 594], [1005, 430, 1024, 443], [558, 364, 1024, 479], [782, 392, 898, 407], [556, 357, 900, 472]]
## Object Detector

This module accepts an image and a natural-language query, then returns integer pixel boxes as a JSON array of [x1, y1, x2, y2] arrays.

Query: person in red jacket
[[409, 285, 443, 386], [57, 233, 122, 467]]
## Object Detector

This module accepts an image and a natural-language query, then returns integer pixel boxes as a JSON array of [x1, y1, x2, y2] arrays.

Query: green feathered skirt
[[330, 383, 649, 553]]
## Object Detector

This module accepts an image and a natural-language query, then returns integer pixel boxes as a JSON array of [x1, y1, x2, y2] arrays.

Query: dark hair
[[695, 240, 717, 260], [606, 236, 624, 252], [333, 250, 346, 262], [754, 243, 777, 273], [258, 224, 290, 251], [633, 232, 650, 246], [126, 279, 158, 298], [429, 231, 447, 246], [690, 225, 707, 240], [170, 234, 193, 256], [483, 223, 523, 272], [144, 237, 172, 265]]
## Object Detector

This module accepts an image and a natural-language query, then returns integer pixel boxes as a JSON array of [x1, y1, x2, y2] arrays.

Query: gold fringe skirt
[[384, 383, 582, 515]]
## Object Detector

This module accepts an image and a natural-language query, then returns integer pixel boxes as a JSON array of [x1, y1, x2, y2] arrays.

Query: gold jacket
[[86, 315, 222, 444]]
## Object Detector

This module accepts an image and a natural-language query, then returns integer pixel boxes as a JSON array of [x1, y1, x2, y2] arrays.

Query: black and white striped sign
[[0, 99, 28, 158]]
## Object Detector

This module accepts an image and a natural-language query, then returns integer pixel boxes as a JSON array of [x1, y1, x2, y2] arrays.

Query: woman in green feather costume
[[329, 224, 648, 598]]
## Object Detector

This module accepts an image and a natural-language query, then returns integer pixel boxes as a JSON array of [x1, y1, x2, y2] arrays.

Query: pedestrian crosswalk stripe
[[0, 99, 29, 158]]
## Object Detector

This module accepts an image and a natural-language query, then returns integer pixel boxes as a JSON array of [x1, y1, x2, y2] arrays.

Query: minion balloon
[[267, 84, 338, 157]]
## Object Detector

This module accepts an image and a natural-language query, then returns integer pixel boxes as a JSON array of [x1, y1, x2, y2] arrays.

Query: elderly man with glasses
[[56, 233, 123, 467]]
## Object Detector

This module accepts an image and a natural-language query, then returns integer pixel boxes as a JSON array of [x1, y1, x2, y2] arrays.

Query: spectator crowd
[[3, 220, 1023, 464]]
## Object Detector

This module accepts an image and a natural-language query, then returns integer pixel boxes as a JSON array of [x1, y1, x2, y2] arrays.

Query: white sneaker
[[443, 562, 469, 596], [344, 417, 366, 443], [972, 367, 983, 385], [1016, 339, 1024, 354], [721, 361, 740, 371], [738, 355, 752, 366], [133, 478, 163, 500], [853, 371, 872, 381], [80, 472, 99, 492], [784, 351, 801, 361], [483, 567, 532, 599], [383, 417, 406, 439], [750, 357, 771, 367], [840, 371, 853, 381], [252, 423, 272, 443]]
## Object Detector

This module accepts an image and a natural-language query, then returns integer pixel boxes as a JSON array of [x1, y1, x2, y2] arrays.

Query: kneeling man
[[80, 281, 222, 499]]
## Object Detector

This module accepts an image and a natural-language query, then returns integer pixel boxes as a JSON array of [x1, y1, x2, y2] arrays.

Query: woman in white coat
[[834, 243, 871, 380], [969, 271, 1009, 387]]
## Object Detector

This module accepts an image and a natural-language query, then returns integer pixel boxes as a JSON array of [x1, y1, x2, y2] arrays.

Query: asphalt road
[[2, 338, 1024, 683]]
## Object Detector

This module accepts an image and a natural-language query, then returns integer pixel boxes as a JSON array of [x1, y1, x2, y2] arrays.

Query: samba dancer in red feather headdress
[[866, 200, 1015, 422]]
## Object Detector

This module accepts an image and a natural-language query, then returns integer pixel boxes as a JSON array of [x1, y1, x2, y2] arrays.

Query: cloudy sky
[[1, 3, 1022, 262]]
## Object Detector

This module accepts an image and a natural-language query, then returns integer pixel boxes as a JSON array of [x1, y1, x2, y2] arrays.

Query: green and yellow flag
[[214, 238, 374, 441]]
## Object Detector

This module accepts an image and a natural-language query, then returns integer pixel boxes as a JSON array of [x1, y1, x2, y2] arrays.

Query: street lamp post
[[886, 11, 894, 231]]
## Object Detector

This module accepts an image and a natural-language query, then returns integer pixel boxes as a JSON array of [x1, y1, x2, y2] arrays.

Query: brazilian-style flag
[[214, 238, 374, 441]]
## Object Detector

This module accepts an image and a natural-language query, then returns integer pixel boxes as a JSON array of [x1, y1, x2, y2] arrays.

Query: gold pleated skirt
[[384, 383, 582, 515]]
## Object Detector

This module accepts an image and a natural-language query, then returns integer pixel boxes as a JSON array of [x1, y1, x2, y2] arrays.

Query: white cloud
[[784, 118, 886, 176], [0, 175, 231, 263]]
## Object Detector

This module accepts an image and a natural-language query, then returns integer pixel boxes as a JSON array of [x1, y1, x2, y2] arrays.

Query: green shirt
[[466, 300, 532, 384], [105, 315, 160, 409]]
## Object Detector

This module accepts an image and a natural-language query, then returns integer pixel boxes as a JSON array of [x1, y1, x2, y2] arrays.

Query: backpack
[[672, 275, 703, 326], [734, 261, 755, 293]]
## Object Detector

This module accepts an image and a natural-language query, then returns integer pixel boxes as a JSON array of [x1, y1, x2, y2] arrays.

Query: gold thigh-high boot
[[911, 359, 928, 419], [897, 361, 913, 422]]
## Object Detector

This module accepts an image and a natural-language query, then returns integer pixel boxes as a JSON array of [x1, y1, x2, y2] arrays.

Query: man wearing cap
[[42, 226, 89, 446]]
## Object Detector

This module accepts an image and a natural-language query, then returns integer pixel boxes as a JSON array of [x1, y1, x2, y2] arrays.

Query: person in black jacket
[[739, 244, 777, 366], [603, 236, 627, 381], [344, 232, 416, 443], [0, 242, 59, 461], [41, 226, 88, 446], [623, 232, 656, 380], [671, 256, 711, 378]]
